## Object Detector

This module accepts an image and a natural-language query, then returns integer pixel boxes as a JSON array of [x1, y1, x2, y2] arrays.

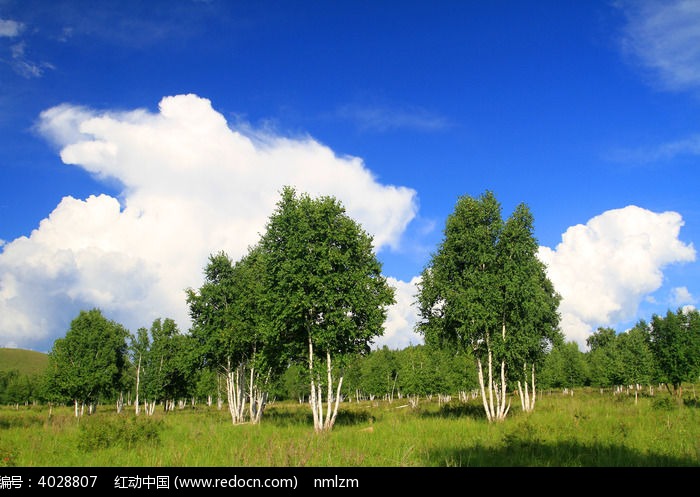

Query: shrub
[[78, 416, 163, 451]]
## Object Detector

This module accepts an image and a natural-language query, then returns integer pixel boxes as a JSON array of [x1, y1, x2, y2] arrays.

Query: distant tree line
[[2, 307, 700, 409], [539, 307, 700, 400], [3, 188, 699, 423]]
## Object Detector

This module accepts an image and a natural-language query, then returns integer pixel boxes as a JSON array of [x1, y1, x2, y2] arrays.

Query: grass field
[[0, 348, 48, 376], [1, 387, 698, 468]]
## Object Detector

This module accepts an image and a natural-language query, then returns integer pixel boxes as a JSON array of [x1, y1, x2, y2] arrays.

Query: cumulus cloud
[[618, 0, 700, 93], [0, 94, 418, 351], [538, 205, 696, 349], [375, 276, 423, 350]]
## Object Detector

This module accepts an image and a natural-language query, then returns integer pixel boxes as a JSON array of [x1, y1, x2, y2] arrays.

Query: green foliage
[[616, 322, 655, 387], [651, 396, 676, 411], [142, 317, 191, 406], [271, 363, 308, 402], [354, 346, 399, 397], [585, 327, 620, 387], [586, 327, 616, 352], [260, 186, 396, 368], [649, 308, 700, 397], [584, 324, 656, 389], [0, 370, 44, 405], [187, 247, 277, 423], [44, 308, 130, 410], [395, 344, 476, 396], [415, 190, 561, 417], [0, 349, 49, 405], [539, 341, 588, 389], [187, 249, 273, 374]]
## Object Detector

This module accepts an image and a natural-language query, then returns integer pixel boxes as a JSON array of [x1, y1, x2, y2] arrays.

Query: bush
[[651, 396, 676, 411], [78, 416, 163, 451]]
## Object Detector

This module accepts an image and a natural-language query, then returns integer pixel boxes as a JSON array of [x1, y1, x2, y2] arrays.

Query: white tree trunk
[[326, 349, 343, 431], [308, 335, 322, 432], [217, 374, 223, 410], [248, 365, 270, 425], [135, 355, 141, 416], [518, 362, 536, 413], [225, 358, 246, 424], [476, 341, 510, 422], [477, 357, 492, 422], [307, 336, 343, 433]]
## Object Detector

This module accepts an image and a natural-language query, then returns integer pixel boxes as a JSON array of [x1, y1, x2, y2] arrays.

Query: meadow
[[1, 388, 698, 468]]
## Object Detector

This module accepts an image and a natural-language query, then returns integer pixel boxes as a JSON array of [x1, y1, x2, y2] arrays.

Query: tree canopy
[[415, 190, 561, 420], [44, 308, 129, 416], [259, 186, 396, 431]]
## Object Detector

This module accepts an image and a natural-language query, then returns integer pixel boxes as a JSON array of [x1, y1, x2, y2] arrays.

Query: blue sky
[[1, 0, 698, 354]]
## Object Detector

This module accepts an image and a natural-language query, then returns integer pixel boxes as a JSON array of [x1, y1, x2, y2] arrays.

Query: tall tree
[[585, 327, 620, 388], [649, 308, 700, 400], [260, 186, 395, 432], [415, 191, 560, 421], [498, 203, 562, 412], [357, 346, 399, 400], [616, 321, 655, 403], [44, 308, 129, 417], [129, 326, 150, 415], [135, 317, 192, 414], [539, 341, 588, 390], [187, 247, 275, 424]]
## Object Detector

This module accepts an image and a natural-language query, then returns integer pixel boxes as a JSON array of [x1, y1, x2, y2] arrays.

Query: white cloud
[[0, 94, 418, 351], [618, 0, 700, 93], [375, 276, 423, 350], [538, 205, 696, 350], [336, 103, 450, 133], [6, 40, 54, 78], [671, 286, 695, 306], [606, 132, 700, 163], [0, 19, 23, 37]]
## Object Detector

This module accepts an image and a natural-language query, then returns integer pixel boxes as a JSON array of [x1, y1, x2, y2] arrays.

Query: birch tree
[[415, 191, 560, 421], [649, 307, 700, 400], [499, 203, 561, 412], [187, 248, 275, 424], [585, 327, 619, 388], [45, 308, 129, 417], [129, 326, 150, 415], [259, 186, 395, 432], [616, 321, 655, 403]]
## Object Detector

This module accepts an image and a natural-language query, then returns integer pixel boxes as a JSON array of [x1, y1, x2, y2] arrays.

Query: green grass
[[1, 388, 698, 467]]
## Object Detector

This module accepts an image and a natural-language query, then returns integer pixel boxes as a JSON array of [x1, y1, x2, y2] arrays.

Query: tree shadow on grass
[[263, 407, 310, 427], [332, 409, 374, 426], [264, 405, 376, 428], [423, 439, 699, 467], [418, 402, 489, 421]]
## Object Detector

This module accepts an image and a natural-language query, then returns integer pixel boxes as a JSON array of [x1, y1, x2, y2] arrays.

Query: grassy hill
[[0, 348, 48, 376]]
